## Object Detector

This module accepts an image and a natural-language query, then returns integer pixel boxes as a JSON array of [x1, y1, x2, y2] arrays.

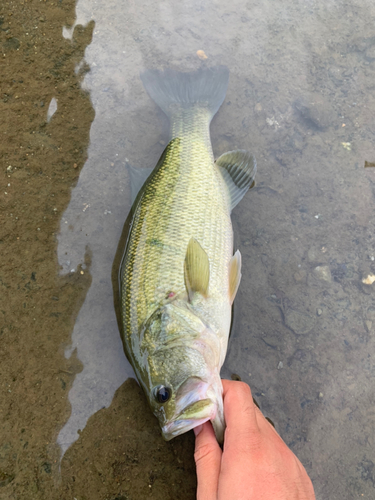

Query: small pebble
[[317, 308, 323, 316], [313, 265, 331, 282], [196, 49, 208, 60], [362, 274, 375, 285], [277, 361, 283, 369]]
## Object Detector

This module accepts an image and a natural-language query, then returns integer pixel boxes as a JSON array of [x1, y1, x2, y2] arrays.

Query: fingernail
[[194, 424, 203, 437]]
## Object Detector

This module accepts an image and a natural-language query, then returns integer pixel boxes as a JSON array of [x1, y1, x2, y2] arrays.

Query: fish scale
[[122, 109, 233, 357]]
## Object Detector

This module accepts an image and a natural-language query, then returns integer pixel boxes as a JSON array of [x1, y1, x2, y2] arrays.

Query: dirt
[[2, 0, 375, 499]]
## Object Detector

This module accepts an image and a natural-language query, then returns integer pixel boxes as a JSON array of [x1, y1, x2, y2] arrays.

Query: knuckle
[[236, 381, 252, 397], [194, 442, 217, 465]]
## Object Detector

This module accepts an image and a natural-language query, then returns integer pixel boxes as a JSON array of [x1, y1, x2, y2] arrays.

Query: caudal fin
[[140, 66, 229, 121]]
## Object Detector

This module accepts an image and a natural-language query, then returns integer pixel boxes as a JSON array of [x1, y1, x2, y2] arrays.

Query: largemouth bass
[[120, 66, 256, 443]]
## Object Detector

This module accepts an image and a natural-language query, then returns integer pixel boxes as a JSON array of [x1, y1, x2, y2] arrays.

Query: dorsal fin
[[216, 150, 256, 211], [184, 238, 210, 301]]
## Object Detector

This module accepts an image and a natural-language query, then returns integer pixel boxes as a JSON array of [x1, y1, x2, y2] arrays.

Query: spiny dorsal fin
[[216, 150, 256, 211], [184, 238, 210, 300], [229, 250, 242, 304]]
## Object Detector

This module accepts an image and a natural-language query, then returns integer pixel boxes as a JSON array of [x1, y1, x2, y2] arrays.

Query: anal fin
[[229, 250, 242, 304]]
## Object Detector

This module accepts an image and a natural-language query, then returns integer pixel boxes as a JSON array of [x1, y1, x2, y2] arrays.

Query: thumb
[[194, 421, 222, 500]]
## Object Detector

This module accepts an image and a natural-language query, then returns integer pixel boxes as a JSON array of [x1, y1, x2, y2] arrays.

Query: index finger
[[222, 380, 261, 453]]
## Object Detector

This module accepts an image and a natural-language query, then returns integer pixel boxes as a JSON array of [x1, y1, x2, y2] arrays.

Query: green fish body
[[120, 67, 256, 443]]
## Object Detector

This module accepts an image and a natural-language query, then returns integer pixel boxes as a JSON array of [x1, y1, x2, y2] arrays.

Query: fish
[[119, 66, 256, 443]]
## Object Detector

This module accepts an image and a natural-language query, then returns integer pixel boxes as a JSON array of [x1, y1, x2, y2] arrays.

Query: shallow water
[[2, 0, 375, 498]]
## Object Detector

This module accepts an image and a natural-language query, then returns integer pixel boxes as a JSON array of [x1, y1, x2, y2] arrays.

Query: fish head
[[141, 300, 225, 443]]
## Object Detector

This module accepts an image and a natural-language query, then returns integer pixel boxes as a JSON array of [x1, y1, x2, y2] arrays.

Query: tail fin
[[140, 66, 229, 120]]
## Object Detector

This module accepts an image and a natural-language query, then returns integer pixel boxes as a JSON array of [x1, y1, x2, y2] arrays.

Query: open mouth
[[161, 398, 217, 441]]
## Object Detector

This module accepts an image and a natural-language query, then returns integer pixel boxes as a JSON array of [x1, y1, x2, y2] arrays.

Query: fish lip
[[161, 399, 217, 440], [161, 416, 212, 441]]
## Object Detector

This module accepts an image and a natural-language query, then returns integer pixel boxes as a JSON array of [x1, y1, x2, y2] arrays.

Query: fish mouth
[[161, 398, 217, 441]]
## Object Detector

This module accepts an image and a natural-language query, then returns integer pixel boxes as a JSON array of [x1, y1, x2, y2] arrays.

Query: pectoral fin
[[184, 238, 210, 300], [229, 250, 242, 304], [216, 150, 256, 212]]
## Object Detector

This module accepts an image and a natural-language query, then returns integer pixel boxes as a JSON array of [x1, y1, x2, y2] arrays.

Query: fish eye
[[154, 385, 172, 404]]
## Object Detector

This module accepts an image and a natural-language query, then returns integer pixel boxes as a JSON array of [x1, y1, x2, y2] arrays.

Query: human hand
[[194, 380, 315, 500]]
